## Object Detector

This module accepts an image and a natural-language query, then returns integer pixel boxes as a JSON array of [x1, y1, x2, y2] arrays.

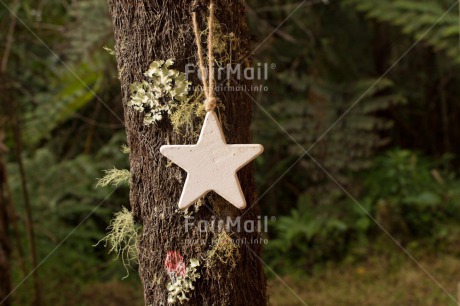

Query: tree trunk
[[107, 1, 267, 305]]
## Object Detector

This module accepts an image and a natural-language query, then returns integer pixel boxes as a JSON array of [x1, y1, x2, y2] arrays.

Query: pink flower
[[165, 251, 186, 278]]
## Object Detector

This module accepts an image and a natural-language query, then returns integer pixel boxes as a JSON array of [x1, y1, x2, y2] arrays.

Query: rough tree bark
[[107, 1, 267, 305]]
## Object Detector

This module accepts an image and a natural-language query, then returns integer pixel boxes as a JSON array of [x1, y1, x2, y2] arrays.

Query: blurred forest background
[[2, 0, 460, 305]]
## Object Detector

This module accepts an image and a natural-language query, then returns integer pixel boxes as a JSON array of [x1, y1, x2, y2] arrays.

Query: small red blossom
[[165, 250, 186, 278]]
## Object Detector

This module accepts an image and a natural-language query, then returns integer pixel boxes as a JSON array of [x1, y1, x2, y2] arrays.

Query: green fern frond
[[345, 0, 460, 64]]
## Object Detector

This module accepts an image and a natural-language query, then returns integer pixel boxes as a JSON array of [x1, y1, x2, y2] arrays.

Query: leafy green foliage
[[266, 189, 371, 272], [361, 150, 460, 240], [66, 0, 114, 60], [273, 77, 405, 183], [253, 1, 408, 216], [266, 149, 460, 271], [6, 132, 130, 304], [23, 62, 104, 146], [345, 0, 460, 63]]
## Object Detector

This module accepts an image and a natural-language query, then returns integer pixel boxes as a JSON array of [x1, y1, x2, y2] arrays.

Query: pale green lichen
[[121, 144, 130, 154], [95, 207, 140, 279], [103, 45, 116, 56], [169, 91, 206, 135], [179, 198, 204, 217], [206, 230, 240, 269], [211, 20, 240, 61], [96, 168, 130, 187], [167, 259, 200, 304], [193, 198, 204, 213], [129, 59, 191, 126]]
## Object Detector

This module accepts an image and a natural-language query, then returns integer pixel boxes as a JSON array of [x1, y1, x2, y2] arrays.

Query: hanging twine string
[[192, 0, 217, 112]]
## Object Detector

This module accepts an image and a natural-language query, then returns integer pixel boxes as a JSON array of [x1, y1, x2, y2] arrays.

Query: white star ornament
[[160, 111, 263, 210]]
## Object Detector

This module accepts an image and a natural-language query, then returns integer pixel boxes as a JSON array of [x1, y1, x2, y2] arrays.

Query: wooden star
[[160, 111, 263, 209]]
